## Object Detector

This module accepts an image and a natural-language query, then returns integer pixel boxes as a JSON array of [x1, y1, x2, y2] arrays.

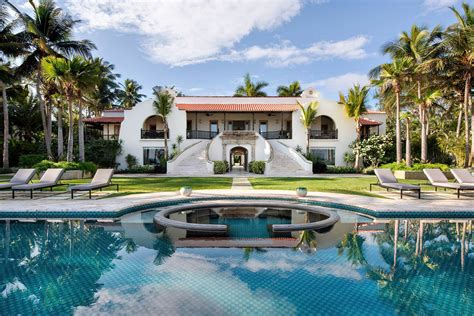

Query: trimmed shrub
[[249, 160, 265, 174], [33, 160, 98, 173], [380, 162, 450, 172], [19, 154, 46, 167], [213, 161, 227, 174], [85, 139, 122, 168], [327, 166, 358, 174], [126, 154, 138, 169]]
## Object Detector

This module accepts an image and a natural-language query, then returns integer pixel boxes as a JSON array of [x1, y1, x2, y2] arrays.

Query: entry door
[[210, 121, 219, 136], [233, 121, 246, 130], [259, 121, 268, 134]]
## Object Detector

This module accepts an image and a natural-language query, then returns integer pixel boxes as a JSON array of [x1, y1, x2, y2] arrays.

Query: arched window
[[310, 116, 338, 139]]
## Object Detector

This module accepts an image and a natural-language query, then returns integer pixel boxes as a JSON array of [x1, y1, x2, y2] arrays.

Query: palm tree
[[298, 100, 318, 154], [41, 56, 99, 162], [444, 3, 473, 166], [412, 89, 442, 162], [153, 89, 174, 160], [277, 81, 302, 96], [371, 58, 414, 163], [338, 84, 370, 169], [117, 79, 144, 109], [234, 73, 268, 96], [85, 59, 120, 115], [0, 64, 11, 168], [400, 112, 414, 167], [5, 0, 95, 159]]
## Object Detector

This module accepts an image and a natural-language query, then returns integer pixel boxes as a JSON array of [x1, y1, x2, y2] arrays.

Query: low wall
[[394, 170, 453, 180]]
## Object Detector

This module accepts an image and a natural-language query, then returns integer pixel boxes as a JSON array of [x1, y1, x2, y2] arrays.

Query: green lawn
[[0, 175, 233, 196], [249, 176, 425, 198]]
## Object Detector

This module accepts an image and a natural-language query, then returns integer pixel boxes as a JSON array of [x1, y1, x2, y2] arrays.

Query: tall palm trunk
[[57, 106, 64, 159], [36, 71, 53, 159], [66, 99, 74, 162], [456, 103, 463, 138], [78, 100, 85, 162], [2, 82, 9, 168], [306, 128, 310, 155], [163, 120, 169, 160], [395, 89, 402, 163], [405, 117, 411, 167], [465, 74, 473, 167], [354, 123, 361, 169], [420, 106, 428, 162]]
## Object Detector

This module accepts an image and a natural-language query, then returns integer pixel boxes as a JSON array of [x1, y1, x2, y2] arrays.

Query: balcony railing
[[260, 130, 292, 140], [85, 130, 119, 141], [187, 130, 218, 139], [310, 129, 338, 139], [141, 129, 165, 139]]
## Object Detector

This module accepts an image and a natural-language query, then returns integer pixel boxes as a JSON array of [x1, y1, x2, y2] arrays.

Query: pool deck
[[0, 189, 473, 219]]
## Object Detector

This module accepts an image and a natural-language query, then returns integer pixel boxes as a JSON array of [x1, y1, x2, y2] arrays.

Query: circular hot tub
[[153, 200, 340, 234]]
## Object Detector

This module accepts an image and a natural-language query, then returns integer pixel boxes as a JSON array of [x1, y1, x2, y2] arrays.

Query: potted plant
[[296, 187, 308, 197], [180, 186, 192, 197]]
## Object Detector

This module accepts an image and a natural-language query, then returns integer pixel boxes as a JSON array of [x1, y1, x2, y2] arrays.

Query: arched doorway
[[229, 146, 248, 171]]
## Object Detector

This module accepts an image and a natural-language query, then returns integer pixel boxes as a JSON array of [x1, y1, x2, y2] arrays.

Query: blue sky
[[16, 0, 466, 103]]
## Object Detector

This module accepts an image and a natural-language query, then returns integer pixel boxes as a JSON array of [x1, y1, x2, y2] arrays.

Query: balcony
[[260, 130, 292, 140], [186, 130, 218, 139], [85, 130, 119, 142], [141, 129, 165, 139], [310, 129, 338, 139]]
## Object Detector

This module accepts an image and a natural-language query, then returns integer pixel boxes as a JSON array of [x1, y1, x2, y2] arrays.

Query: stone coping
[[0, 190, 473, 220]]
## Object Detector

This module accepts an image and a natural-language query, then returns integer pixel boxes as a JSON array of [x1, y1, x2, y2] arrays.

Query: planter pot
[[180, 186, 192, 197], [296, 187, 308, 198], [39, 170, 92, 180], [394, 170, 453, 180]]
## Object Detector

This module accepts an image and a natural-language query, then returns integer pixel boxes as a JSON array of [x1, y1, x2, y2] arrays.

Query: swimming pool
[[0, 208, 473, 315]]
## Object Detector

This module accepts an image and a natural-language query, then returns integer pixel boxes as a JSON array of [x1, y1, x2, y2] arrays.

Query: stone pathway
[[231, 177, 253, 190]]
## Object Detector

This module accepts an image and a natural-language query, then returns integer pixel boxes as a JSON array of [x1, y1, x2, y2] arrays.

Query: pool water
[[0, 210, 473, 315]]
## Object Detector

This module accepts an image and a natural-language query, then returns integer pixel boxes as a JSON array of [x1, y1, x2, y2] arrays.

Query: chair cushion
[[424, 169, 449, 184], [10, 169, 36, 184], [451, 169, 474, 185], [375, 169, 398, 184], [39, 169, 64, 184]]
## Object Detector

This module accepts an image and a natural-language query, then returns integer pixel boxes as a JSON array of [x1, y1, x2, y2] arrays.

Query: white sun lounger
[[423, 168, 474, 198], [451, 169, 474, 185], [0, 169, 36, 190], [69, 169, 118, 199], [370, 169, 421, 199], [12, 168, 65, 199]]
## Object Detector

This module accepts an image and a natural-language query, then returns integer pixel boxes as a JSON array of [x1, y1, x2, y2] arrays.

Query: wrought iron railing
[[186, 130, 218, 139], [260, 130, 292, 140], [85, 130, 119, 141], [141, 129, 165, 139], [310, 129, 338, 139]]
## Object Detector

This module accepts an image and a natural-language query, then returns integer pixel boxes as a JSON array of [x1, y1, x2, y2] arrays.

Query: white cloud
[[64, 0, 303, 66], [423, 0, 458, 11], [304, 72, 369, 96], [221, 36, 370, 66]]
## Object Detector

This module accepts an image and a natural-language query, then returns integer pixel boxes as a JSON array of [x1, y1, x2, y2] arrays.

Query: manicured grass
[[0, 175, 233, 196], [249, 176, 425, 198]]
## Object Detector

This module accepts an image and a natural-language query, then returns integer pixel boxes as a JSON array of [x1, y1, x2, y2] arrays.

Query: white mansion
[[84, 88, 386, 176]]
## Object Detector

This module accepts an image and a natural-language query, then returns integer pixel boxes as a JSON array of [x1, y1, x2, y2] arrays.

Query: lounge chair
[[370, 168, 421, 199], [423, 168, 474, 198], [69, 169, 118, 199], [451, 169, 474, 185], [12, 168, 65, 199], [0, 169, 36, 190]]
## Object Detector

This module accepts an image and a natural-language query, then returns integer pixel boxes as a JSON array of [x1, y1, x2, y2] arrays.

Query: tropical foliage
[[234, 73, 268, 96]]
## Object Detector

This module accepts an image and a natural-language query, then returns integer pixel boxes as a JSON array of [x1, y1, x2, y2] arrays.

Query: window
[[113, 125, 120, 135], [143, 147, 165, 165], [149, 124, 156, 131], [310, 147, 335, 165], [210, 120, 219, 133], [187, 120, 192, 131]]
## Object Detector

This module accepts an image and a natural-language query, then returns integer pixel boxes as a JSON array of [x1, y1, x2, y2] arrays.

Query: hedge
[[380, 162, 450, 172], [213, 161, 227, 174], [249, 161, 265, 174], [33, 160, 97, 174]]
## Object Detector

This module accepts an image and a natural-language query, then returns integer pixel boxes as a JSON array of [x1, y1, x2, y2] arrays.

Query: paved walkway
[[0, 189, 473, 219], [231, 177, 253, 190]]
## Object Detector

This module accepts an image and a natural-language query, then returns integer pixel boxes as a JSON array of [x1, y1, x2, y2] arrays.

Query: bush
[[351, 134, 394, 168], [85, 139, 122, 168], [213, 161, 227, 174], [18, 154, 46, 167], [249, 160, 265, 174], [130, 165, 155, 173], [33, 160, 98, 173], [327, 166, 358, 174], [379, 162, 450, 172], [362, 166, 375, 175], [125, 154, 138, 169]]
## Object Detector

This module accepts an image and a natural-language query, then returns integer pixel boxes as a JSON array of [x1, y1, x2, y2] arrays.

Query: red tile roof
[[359, 117, 382, 126], [176, 103, 299, 112], [82, 117, 124, 123]]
